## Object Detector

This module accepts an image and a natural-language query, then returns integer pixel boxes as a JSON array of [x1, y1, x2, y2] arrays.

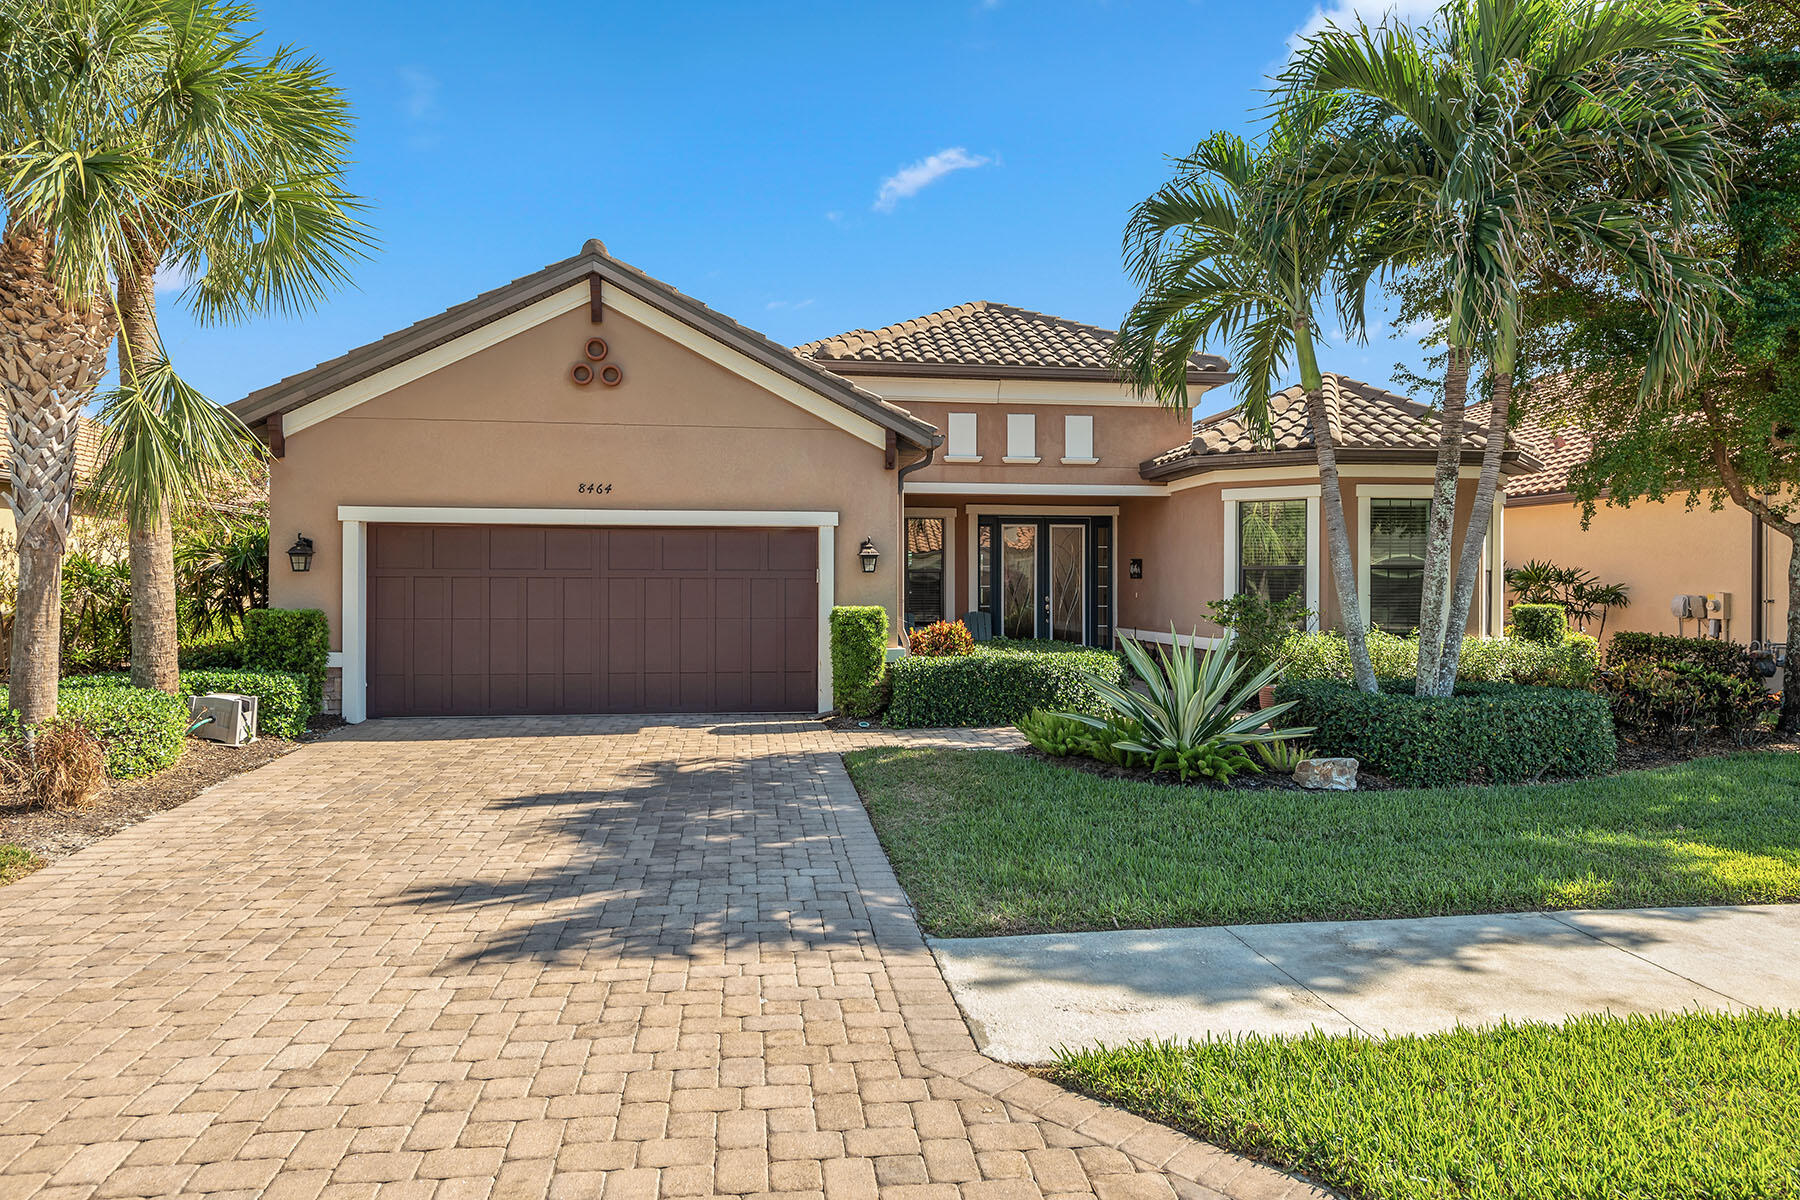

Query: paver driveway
[[0, 716, 1325, 1200]]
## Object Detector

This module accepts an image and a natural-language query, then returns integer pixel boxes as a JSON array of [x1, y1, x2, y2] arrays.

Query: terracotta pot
[[1258, 684, 1277, 710]]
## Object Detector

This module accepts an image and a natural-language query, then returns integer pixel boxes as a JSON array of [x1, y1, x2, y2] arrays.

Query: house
[[1505, 412, 1791, 646], [229, 240, 1539, 722]]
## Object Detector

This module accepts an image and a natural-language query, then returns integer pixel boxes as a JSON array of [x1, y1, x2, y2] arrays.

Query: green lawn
[[1050, 1012, 1800, 1200], [0, 842, 43, 886], [843, 746, 1800, 936]]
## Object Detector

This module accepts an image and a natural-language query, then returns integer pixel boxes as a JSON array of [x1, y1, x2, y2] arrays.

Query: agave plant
[[1065, 630, 1312, 782]]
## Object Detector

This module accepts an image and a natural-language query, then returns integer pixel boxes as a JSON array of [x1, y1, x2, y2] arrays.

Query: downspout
[[1752, 514, 1765, 645], [893, 443, 938, 650]]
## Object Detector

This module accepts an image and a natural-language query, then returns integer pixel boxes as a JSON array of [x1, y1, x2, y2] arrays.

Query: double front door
[[978, 515, 1113, 646]]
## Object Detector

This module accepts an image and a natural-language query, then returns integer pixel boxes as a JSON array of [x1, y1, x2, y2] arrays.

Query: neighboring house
[[229, 240, 1539, 722], [1505, 413, 1791, 646]]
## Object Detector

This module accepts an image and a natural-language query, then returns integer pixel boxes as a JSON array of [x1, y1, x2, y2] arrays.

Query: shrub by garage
[[54, 684, 189, 779], [243, 608, 331, 713], [1273, 678, 1617, 786], [887, 643, 1123, 727], [60, 668, 313, 741]]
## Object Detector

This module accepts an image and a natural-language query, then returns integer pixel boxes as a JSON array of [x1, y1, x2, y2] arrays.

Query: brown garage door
[[367, 525, 817, 717]]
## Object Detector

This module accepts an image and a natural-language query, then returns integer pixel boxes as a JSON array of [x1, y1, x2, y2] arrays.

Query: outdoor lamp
[[287, 534, 315, 573], [858, 537, 880, 574]]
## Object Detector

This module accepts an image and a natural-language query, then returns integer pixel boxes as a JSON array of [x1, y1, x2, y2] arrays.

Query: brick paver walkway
[[0, 716, 1327, 1200]]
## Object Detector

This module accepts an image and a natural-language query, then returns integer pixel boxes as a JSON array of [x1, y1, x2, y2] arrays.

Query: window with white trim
[[1237, 500, 1308, 604], [1063, 414, 1096, 463], [1367, 498, 1429, 633], [946, 412, 979, 460], [1005, 413, 1038, 462], [904, 517, 947, 627]]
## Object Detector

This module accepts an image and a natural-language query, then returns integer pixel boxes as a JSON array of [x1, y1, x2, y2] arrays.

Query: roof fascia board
[[819, 359, 1233, 385], [862, 376, 1218, 407]]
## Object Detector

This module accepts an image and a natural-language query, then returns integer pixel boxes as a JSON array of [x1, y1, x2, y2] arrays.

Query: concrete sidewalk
[[931, 904, 1800, 1063]]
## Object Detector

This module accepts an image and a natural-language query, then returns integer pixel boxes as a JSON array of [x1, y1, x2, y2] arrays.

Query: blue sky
[[157, 0, 1437, 421]]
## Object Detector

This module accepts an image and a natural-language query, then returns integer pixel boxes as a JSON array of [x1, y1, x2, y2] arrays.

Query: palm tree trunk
[[1415, 345, 1470, 698], [1435, 370, 1512, 693], [1305, 384, 1378, 693], [115, 238, 180, 693], [1781, 528, 1799, 735], [0, 226, 115, 721]]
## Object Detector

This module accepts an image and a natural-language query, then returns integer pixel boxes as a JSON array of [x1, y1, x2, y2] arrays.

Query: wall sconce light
[[858, 537, 880, 574], [1128, 558, 1143, 580], [287, 534, 316, 573]]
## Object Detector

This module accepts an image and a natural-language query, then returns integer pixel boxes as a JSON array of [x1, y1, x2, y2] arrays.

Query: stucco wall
[[1505, 496, 1788, 643], [269, 304, 903, 650], [1117, 473, 1497, 640], [897, 398, 1194, 491]]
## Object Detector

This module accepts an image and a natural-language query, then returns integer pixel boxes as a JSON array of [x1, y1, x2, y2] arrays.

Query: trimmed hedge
[[1282, 630, 1598, 690], [1511, 603, 1568, 644], [178, 637, 245, 669], [887, 643, 1124, 728], [55, 684, 188, 779], [244, 608, 330, 713], [1608, 631, 1752, 676], [830, 606, 889, 717], [1273, 677, 1617, 786], [61, 668, 313, 739]]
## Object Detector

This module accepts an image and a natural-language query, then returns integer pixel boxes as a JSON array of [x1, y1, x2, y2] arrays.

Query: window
[[1237, 500, 1308, 604], [1368, 498, 1429, 633], [904, 517, 946, 627], [1062, 414, 1096, 463], [1004, 413, 1039, 462], [946, 412, 979, 461]]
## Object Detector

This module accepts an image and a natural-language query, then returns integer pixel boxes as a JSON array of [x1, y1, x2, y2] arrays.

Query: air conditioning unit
[[189, 693, 259, 747]]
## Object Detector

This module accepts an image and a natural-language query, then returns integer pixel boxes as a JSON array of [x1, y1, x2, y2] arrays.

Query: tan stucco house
[[229, 240, 1539, 722], [1505, 414, 1791, 647]]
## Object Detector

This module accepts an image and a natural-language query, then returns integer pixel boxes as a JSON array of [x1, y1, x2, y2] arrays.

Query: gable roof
[[797, 301, 1234, 385], [1141, 374, 1542, 480], [1505, 375, 1599, 499], [229, 240, 938, 449]]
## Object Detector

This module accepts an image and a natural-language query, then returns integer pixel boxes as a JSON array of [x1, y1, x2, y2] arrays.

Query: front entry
[[976, 516, 1113, 646]]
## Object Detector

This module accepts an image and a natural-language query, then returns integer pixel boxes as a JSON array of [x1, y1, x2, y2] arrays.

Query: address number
[[577, 482, 614, 495]]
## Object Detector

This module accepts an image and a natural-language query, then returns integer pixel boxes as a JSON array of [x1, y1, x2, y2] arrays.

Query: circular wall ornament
[[598, 364, 623, 386], [585, 337, 609, 362], [570, 362, 595, 385]]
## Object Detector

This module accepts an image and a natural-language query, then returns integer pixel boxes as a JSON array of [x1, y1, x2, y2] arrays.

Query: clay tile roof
[[1142, 374, 1540, 479], [797, 301, 1232, 383], [1505, 375, 1597, 499]]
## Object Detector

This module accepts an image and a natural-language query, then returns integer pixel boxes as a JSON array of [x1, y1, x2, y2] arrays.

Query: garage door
[[366, 525, 818, 717]]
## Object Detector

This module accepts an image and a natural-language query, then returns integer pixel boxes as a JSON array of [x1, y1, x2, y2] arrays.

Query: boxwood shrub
[[1282, 630, 1598, 690], [55, 684, 188, 779], [830, 606, 890, 717], [1608, 631, 1752, 676], [60, 668, 313, 739], [1273, 677, 1617, 786], [1511, 603, 1569, 644], [243, 608, 330, 713], [887, 642, 1123, 727]]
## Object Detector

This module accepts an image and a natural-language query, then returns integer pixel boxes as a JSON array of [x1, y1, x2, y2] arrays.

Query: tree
[[1114, 120, 1380, 693], [2, 0, 367, 714], [85, 0, 367, 693], [1514, 0, 1800, 730], [1285, 0, 1733, 696], [177, 509, 268, 632]]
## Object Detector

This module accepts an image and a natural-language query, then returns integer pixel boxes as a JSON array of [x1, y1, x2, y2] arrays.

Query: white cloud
[[398, 66, 440, 121], [154, 262, 189, 295], [1286, 0, 1439, 55], [874, 147, 991, 213], [765, 298, 816, 312]]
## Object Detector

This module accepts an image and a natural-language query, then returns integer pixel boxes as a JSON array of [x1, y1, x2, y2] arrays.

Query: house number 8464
[[577, 482, 613, 495]]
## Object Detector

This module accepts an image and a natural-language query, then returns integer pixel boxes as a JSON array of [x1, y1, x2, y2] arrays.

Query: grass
[[0, 842, 44, 886], [1049, 1012, 1800, 1200], [843, 746, 1800, 936]]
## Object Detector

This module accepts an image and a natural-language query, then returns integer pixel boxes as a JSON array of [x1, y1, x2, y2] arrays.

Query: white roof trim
[[337, 505, 841, 527]]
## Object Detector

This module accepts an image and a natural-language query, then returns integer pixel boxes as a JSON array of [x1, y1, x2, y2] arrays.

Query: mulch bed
[[0, 717, 346, 873]]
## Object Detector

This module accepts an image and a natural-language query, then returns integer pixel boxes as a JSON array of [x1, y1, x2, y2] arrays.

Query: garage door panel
[[368, 523, 817, 717]]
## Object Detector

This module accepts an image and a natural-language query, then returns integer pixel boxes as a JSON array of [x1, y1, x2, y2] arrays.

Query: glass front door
[[978, 516, 1111, 646]]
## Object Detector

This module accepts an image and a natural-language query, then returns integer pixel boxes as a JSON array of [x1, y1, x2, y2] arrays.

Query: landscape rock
[[1294, 757, 1358, 791]]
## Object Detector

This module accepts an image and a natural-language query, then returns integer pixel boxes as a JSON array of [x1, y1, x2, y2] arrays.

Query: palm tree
[[1116, 118, 1379, 693], [1283, 0, 1732, 696], [93, 1, 367, 693], [2, 0, 368, 709]]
